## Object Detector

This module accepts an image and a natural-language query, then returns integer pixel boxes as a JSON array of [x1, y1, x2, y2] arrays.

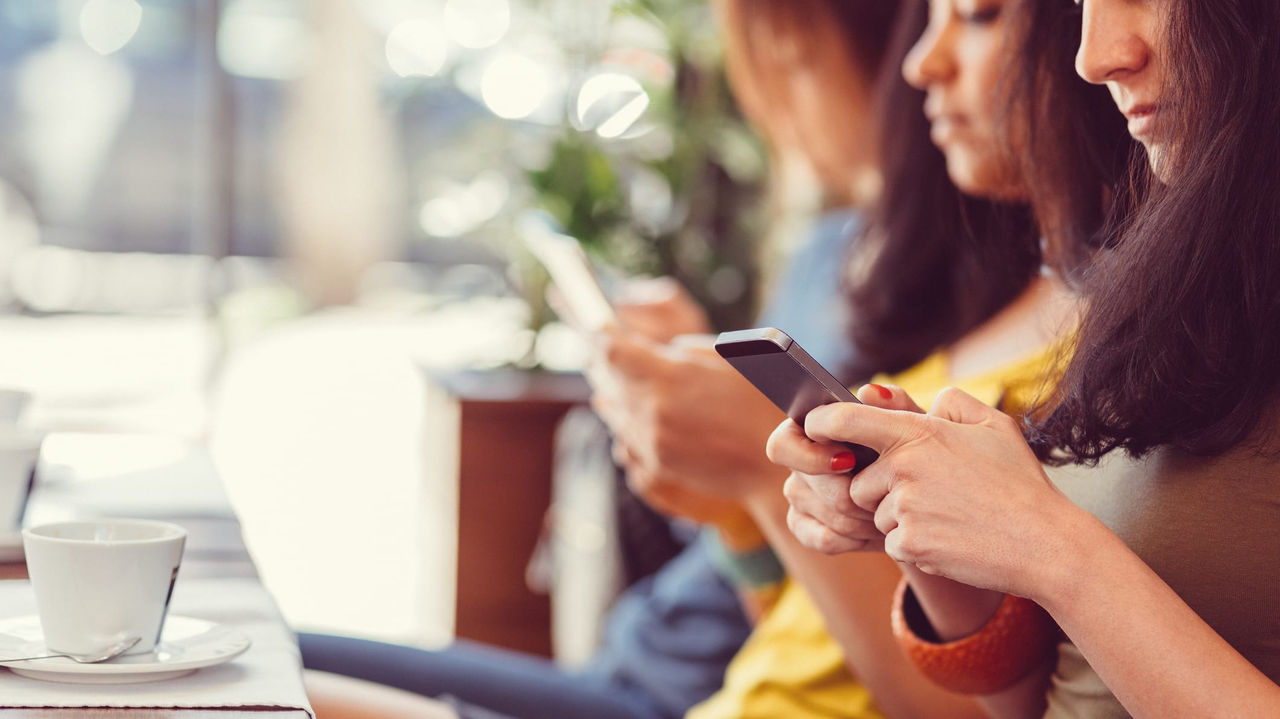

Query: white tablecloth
[[0, 576, 313, 715]]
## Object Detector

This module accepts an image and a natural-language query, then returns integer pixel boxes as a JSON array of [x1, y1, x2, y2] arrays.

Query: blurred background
[[0, 0, 814, 653]]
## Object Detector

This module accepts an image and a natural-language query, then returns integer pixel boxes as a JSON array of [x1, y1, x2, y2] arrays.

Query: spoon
[[0, 635, 141, 664]]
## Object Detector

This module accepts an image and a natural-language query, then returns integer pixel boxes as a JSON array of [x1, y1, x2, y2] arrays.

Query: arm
[[590, 327, 789, 620], [617, 456, 783, 621], [768, 387, 1050, 718], [1032, 505, 1280, 719], [788, 388, 1280, 719], [898, 567, 1055, 719], [591, 329, 986, 718], [735, 478, 989, 719]]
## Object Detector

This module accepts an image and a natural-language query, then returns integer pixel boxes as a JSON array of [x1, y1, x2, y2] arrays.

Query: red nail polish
[[830, 452, 857, 472], [868, 383, 893, 400]]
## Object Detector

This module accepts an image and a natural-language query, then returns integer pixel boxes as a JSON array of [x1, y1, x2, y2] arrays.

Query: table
[[0, 434, 311, 718], [425, 369, 591, 657]]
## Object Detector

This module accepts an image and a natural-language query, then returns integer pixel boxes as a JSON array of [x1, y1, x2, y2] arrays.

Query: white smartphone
[[715, 327, 879, 472], [521, 224, 617, 332]]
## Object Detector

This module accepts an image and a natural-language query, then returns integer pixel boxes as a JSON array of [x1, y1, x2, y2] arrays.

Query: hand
[[798, 387, 1076, 598], [613, 277, 711, 343], [616, 444, 763, 549], [766, 384, 922, 554], [589, 325, 785, 502]]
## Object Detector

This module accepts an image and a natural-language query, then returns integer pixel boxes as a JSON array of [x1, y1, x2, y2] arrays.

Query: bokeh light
[[480, 53, 550, 120], [385, 17, 448, 78], [218, 0, 310, 80], [443, 0, 510, 50], [418, 171, 510, 238], [79, 0, 143, 56], [575, 72, 650, 139]]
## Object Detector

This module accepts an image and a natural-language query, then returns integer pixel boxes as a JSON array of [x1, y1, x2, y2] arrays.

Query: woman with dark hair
[[769, 0, 1280, 716], [603, 0, 1133, 717]]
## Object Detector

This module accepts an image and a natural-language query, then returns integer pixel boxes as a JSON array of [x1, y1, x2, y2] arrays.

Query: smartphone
[[521, 223, 617, 332], [715, 327, 879, 472]]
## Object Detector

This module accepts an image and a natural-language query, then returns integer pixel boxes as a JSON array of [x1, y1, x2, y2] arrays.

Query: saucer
[[0, 530, 20, 563], [0, 615, 251, 684]]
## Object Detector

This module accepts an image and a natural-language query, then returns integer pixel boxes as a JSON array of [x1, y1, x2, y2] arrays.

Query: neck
[[945, 273, 1079, 381]]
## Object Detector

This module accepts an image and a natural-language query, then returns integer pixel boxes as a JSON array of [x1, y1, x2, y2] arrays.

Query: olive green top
[[1044, 438, 1280, 718]]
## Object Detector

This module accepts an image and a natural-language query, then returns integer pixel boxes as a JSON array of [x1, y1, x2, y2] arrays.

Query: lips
[[924, 101, 968, 145], [1123, 104, 1159, 138], [927, 113, 969, 147]]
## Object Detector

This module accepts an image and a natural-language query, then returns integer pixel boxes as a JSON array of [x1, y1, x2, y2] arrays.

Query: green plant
[[525, 0, 768, 331]]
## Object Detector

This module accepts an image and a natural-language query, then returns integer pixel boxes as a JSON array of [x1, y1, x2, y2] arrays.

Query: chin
[[946, 154, 1023, 201], [945, 162, 993, 199]]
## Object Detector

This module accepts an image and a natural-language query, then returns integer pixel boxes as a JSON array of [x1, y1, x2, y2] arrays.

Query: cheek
[[943, 141, 1020, 200]]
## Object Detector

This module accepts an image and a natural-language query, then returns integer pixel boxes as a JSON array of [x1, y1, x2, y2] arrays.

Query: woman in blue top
[[303, 2, 898, 717]]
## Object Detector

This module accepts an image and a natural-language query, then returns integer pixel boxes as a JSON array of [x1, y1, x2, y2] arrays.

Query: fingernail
[[830, 452, 857, 472], [867, 383, 893, 400]]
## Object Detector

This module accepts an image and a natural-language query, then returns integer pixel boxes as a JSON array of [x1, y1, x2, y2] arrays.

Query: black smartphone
[[714, 327, 879, 472]]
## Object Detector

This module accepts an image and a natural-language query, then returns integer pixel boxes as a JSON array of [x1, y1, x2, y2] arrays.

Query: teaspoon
[[0, 635, 141, 664]]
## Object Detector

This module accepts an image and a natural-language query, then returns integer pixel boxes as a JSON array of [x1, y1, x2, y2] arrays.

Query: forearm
[[740, 487, 986, 719], [1037, 513, 1280, 719], [901, 566, 1052, 719]]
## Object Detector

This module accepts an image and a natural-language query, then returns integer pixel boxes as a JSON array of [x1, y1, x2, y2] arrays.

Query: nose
[[903, 18, 954, 90], [1075, 0, 1148, 84]]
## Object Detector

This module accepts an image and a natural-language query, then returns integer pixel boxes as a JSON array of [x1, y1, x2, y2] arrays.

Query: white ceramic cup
[[0, 389, 31, 424], [0, 430, 42, 533], [22, 520, 186, 655]]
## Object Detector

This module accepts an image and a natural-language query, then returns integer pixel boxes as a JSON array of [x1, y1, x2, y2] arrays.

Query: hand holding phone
[[519, 217, 617, 332], [714, 327, 879, 473]]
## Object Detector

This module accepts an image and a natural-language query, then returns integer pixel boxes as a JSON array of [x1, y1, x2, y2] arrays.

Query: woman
[[606, 1, 1129, 718], [769, 0, 1280, 716], [304, 2, 898, 718]]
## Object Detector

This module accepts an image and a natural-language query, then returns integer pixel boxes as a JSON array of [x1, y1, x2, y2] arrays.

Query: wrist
[[893, 578, 1059, 695], [1031, 506, 1121, 615], [738, 468, 790, 519], [700, 529, 784, 590], [901, 566, 1005, 642], [713, 511, 767, 552]]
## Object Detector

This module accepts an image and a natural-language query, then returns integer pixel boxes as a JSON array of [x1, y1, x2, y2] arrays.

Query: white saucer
[[0, 615, 251, 684], [0, 531, 20, 563]]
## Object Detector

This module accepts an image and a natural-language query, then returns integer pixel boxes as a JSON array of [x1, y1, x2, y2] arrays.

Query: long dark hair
[[1032, 0, 1280, 461], [842, 2, 1041, 380], [1004, 0, 1136, 279]]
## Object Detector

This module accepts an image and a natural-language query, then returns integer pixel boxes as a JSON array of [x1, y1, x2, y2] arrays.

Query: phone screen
[[521, 225, 617, 331]]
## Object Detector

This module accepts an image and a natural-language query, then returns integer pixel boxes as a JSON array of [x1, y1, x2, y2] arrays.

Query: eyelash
[[959, 6, 1002, 24]]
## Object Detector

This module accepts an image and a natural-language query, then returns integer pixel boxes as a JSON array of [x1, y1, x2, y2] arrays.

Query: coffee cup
[[22, 519, 186, 655], [0, 429, 41, 533], [0, 389, 31, 424]]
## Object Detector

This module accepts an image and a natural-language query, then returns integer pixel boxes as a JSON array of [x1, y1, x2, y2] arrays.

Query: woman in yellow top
[[769, 0, 1280, 716], [600, 2, 1134, 719]]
